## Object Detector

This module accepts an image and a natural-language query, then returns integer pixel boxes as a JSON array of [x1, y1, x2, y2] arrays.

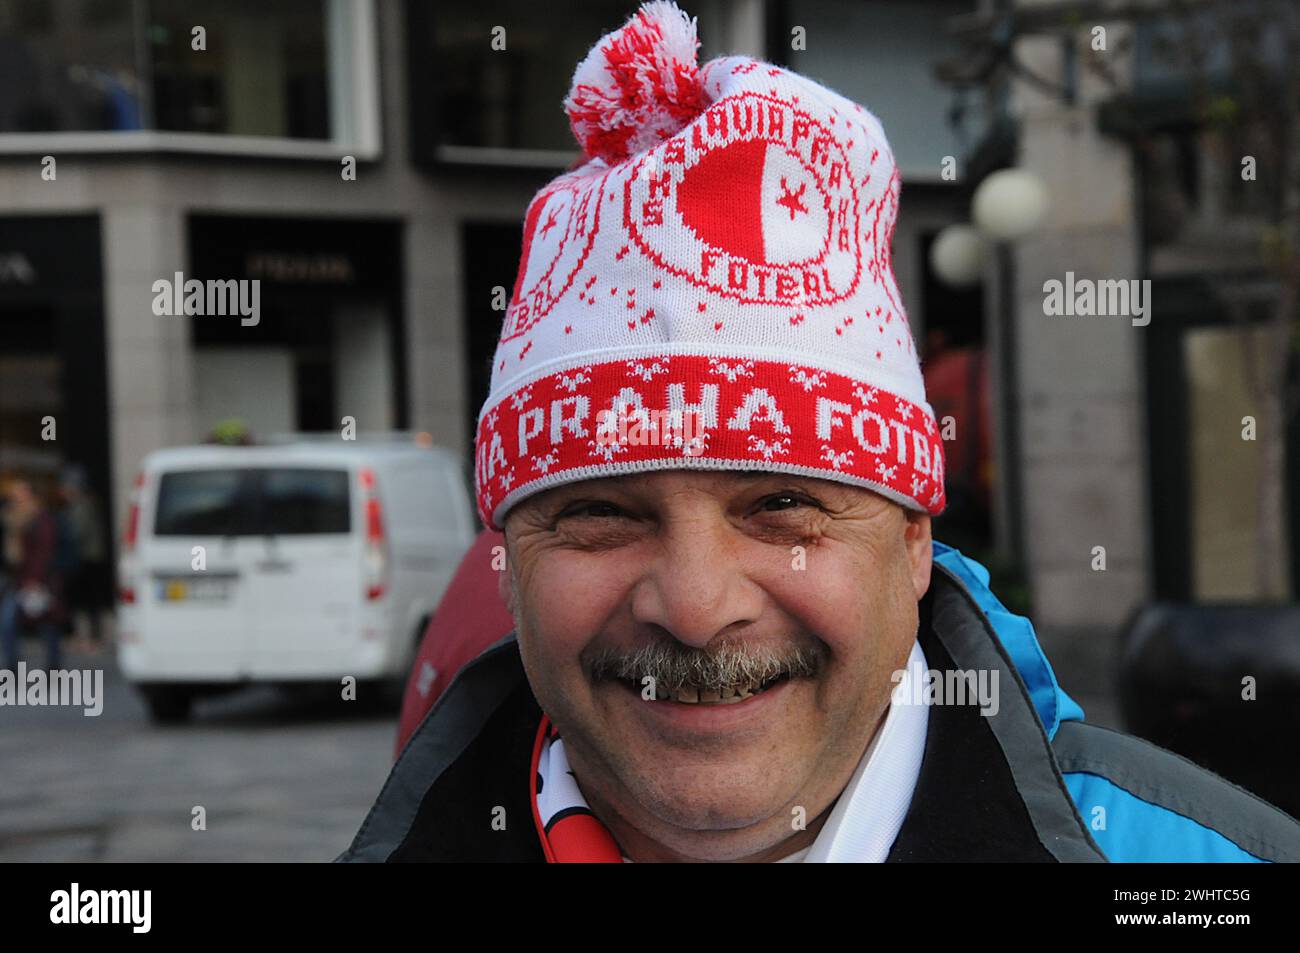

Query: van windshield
[[154, 468, 351, 536]]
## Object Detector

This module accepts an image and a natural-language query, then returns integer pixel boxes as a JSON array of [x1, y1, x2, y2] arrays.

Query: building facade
[[0, 0, 976, 597]]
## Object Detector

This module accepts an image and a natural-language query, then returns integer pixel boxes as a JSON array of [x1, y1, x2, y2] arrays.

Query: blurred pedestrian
[[0, 481, 9, 595], [59, 465, 107, 654], [1, 478, 67, 673]]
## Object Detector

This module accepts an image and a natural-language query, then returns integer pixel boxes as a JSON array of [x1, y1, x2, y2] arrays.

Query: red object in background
[[922, 344, 991, 511], [395, 528, 515, 758]]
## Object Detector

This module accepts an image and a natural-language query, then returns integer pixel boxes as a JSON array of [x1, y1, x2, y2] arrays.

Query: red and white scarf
[[529, 715, 624, 862]]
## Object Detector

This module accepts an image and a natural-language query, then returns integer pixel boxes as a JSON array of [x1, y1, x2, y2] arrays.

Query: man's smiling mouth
[[615, 673, 794, 705]]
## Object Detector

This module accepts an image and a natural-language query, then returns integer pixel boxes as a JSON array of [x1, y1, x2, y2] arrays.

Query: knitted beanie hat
[[474, 0, 946, 531]]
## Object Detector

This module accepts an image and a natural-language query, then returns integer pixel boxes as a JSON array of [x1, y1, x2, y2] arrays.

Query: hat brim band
[[475, 353, 946, 530]]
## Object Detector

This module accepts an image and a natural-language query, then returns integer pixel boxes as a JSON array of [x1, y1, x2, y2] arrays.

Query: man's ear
[[902, 510, 933, 601]]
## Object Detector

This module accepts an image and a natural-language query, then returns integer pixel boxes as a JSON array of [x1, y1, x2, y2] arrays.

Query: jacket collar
[[932, 541, 1086, 740], [887, 558, 1104, 861], [339, 549, 1104, 862]]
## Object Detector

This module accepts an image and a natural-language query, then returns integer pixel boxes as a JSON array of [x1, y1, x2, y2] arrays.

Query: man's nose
[[628, 515, 763, 650]]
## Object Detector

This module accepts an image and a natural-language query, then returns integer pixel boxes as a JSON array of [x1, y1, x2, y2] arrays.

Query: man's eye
[[761, 493, 815, 512], [560, 501, 623, 520]]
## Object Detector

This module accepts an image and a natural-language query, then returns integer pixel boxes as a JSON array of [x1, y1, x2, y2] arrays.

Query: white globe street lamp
[[972, 168, 1050, 241], [930, 224, 990, 288]]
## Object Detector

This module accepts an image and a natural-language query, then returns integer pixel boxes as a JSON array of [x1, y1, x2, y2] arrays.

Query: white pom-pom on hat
[[564, 0, 706, 164]]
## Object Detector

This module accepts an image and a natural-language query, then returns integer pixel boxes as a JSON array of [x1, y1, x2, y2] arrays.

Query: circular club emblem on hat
[[625, 93, 860, 307], [502, 175, 604, 343]]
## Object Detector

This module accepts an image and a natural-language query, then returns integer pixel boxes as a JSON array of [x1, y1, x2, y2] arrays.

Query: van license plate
[[157, 578, 231, 602]]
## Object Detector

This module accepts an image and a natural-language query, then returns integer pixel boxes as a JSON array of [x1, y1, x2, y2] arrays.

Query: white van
[[116, 437, 476, 722]]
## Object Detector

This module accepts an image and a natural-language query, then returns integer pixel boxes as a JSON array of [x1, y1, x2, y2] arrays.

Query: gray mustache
[[587, 640, 823, 693]]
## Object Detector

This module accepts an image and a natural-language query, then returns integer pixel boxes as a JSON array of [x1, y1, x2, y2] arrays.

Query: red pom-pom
[[564, 1, 705, 164]]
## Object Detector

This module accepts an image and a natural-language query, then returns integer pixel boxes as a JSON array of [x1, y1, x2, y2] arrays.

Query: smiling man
[[501, 469, 931, 862], [341, 1, 1300, 863]]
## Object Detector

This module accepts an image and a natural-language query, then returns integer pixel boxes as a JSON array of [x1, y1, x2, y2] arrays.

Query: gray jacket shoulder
[[1052, 719, 1300, 862]]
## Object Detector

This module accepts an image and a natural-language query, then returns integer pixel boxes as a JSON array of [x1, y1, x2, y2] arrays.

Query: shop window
[[772, 0, 986, 180], [1147, 277, 1300, 602], [0, 0, 379, 157], [1184, 322, 1292, 601], [150, 0, 329, 139], [409, 0, 729, 166]]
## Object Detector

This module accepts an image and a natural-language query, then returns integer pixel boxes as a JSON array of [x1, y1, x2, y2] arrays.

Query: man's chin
[[615, 757, 805, 834], [619, 781, 809, 861]]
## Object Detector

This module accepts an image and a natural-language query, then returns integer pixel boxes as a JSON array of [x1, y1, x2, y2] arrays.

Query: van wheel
[[141, 686, 193, 724]]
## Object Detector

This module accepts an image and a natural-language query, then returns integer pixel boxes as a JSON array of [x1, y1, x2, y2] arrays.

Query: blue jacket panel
[[933, 540, 1300, 863]]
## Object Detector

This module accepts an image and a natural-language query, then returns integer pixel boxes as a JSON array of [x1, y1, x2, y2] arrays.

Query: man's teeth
[[645, 678, 781, 704]]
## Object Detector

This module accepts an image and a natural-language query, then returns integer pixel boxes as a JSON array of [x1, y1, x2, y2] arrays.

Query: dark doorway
[[461, 222, 521, 471], [188, 215, 406, 438], [0, 215, 112, 604]]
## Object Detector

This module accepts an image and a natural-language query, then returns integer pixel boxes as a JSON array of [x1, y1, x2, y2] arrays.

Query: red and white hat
[[474, 0, 946, 531]]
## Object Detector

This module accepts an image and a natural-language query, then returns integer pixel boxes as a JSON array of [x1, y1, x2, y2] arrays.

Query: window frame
[[0, 0, 381, 160]]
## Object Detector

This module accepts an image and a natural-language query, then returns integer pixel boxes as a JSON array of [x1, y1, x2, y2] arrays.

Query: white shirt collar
[[787, 637, 929, 862]]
